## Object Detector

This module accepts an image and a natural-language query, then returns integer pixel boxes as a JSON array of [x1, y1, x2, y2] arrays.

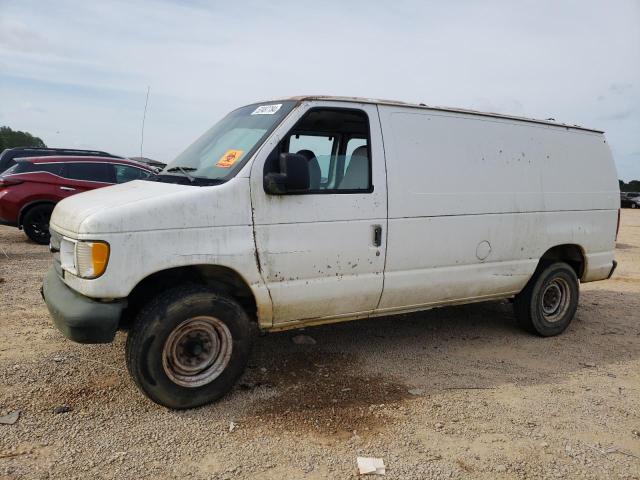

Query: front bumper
[[42, 266, 126, 344]]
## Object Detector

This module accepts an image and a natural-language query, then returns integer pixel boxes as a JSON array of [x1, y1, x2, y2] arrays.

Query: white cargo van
[[43, 96, 620, 408]]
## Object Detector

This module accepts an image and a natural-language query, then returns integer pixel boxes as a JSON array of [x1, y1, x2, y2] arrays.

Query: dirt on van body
[[1, 211, 639, 479]]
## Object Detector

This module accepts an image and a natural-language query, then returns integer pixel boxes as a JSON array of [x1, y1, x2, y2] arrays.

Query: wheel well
[[121, 265, 258, 328], [18, 201, 56, 227], [539, 244, 585, 279]]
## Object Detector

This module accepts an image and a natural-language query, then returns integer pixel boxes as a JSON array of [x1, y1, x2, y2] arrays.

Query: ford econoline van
[[42, 96, 620, 408]]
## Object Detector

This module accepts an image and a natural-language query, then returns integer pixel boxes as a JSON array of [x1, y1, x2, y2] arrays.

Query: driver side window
[[288, 134, 335, 189], [266, 108, 372, 193]]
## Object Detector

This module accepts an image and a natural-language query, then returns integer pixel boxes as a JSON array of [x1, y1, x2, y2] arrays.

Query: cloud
[[0, 17, 48, 53], [609, 83, 633, 95], [20, 101, 46, 114], [600, 108, 636, 121]]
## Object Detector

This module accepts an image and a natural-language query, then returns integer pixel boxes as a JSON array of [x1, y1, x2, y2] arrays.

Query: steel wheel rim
[[541, 277, 571, 322], [162, 316, 233, 388]]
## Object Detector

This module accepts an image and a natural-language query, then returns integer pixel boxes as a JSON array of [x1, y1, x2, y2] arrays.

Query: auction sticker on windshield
[[216, 150, 244, 168], [251, 104, 282, 115]]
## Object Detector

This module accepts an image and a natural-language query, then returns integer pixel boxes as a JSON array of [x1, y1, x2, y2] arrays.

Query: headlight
[[60, 238, 110, 279]]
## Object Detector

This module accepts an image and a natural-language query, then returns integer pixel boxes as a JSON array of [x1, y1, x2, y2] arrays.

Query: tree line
[[620, 179, 640, 193], [0, 126, 46, 151]]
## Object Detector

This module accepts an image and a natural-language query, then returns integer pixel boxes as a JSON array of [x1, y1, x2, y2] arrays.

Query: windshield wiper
[[165, 166, 197, 183]]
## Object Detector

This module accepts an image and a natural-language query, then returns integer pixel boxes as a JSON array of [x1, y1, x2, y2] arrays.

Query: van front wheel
[[126, 285, 252, 409], [514, 262, 579, 337]]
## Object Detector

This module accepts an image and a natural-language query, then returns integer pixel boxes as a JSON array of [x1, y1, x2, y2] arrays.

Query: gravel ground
[[1, 210, 639, 479]]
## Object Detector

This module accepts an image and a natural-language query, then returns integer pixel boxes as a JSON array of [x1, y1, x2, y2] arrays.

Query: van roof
[[280, 95, 604, 134]]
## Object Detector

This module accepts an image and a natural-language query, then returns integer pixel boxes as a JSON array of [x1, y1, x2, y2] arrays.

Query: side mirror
[[264, 153, 310, 195]]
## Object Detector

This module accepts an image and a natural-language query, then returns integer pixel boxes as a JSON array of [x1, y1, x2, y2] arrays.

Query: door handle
[[373, 225, 382, 247], [59, 186, 76, 191]]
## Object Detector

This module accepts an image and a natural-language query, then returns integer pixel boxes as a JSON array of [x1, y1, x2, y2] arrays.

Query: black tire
[[514, 262, 579, 337], [126, 285, 252, 409], [22, 204, 54, 244]]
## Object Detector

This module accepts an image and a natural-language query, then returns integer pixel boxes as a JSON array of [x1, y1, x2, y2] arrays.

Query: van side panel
[[541, 132, 619, 212], [377, 106, 618, 312], [382, 111, 546, 218]]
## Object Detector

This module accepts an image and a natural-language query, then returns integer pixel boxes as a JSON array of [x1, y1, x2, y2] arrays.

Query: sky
[[1, 0, 639, 180]]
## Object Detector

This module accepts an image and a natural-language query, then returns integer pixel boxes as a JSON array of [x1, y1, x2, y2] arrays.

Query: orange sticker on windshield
[[216, 150, 244, 168]]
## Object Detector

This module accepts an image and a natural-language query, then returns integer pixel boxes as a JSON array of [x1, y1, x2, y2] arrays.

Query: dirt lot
[[1, 211, 639, 479]]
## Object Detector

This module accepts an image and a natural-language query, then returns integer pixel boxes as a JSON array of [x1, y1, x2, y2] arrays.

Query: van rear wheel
[[125, 285, 252, 409], [514, 262, 579, 336]]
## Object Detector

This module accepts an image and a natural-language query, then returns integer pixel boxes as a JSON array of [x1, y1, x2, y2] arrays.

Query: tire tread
[[514, 261, 579, 337], [125, 283, 252, 408]]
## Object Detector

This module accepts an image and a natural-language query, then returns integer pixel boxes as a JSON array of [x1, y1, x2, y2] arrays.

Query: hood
[[50, 178, 252, 236]]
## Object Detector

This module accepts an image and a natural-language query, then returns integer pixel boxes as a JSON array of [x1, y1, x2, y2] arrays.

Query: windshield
[[162, 101, 296, 182]]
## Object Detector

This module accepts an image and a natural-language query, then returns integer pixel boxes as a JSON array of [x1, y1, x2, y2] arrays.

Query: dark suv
[[0, 156, 153, 243], [0, 147, 122, 174]]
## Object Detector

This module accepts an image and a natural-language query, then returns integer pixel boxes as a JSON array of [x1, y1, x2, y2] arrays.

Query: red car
[[0, 156, 154, 244]]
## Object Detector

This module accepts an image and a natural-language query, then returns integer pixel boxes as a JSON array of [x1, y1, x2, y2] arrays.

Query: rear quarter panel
[[0, 173, 64, 223]]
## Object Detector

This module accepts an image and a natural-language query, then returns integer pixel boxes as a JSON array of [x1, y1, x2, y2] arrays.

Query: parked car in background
[[620, 192, 629, 207], [0, 147, 122, 174], [621, 192, 640, 208], [0, 156, 153, 244]]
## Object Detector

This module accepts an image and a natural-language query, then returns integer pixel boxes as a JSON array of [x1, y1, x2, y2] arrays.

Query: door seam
[[373, 104, 390, 312]]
